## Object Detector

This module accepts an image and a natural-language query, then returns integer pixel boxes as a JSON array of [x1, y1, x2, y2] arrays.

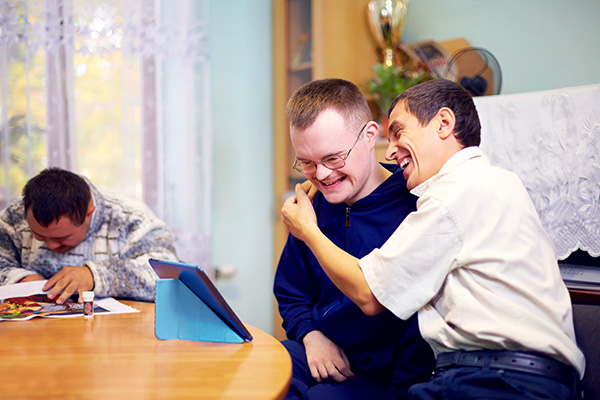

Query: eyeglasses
[[292, 122, 368, 174]]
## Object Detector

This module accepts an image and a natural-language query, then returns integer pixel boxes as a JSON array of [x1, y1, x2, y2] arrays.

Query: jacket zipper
[[346, 206, 351, 227]]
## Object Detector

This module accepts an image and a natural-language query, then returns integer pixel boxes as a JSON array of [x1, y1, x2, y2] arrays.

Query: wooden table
[[0, 301, 291, 399]]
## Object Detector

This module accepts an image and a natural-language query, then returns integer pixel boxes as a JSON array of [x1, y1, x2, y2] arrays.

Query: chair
[[573, 302, 600, 399]]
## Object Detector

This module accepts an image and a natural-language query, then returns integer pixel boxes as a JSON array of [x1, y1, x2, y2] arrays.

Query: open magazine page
[[0, 281, 140, 321]]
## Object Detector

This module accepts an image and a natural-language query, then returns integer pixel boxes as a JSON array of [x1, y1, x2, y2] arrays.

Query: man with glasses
[[274, 78, 434, 400]]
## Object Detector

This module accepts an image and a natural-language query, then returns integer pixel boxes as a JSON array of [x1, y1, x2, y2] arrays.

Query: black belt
[[435, 350, 578, 390]]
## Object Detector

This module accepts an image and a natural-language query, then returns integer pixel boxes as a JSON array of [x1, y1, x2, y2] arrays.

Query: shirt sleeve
[[0, 204, 35, 285], [273, 234, 320, 341], [85, 207, 178, 301], [360, 195, 463, 320]]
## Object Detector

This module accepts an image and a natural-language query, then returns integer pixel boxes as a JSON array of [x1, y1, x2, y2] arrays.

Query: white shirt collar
[[410, 146, 484, 197]]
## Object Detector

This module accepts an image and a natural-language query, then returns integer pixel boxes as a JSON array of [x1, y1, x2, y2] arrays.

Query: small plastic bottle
[[82, 291, 95, 317]]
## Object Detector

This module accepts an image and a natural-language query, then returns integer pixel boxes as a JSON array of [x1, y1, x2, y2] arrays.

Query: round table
[[0, 301, 291, 399]]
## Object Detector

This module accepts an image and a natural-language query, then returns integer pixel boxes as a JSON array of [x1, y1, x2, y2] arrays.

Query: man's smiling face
[[26, 209, 91, 253], [290, 109, 373, 205], [385, 101, 445, 190]]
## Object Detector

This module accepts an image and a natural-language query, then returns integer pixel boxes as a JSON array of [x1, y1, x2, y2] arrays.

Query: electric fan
[[442, 47, 502, 96]]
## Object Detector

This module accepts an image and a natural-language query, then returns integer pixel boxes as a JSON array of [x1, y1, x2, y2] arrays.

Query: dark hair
[[388, 79, 481, 147], [286, 78, 372, 132], [23, 168, 91, 227]]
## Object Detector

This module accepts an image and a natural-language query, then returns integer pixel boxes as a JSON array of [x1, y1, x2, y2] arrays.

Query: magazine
[[0, 280, 139, 321]]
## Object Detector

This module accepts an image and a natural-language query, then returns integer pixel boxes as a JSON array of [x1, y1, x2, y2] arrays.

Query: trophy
[[367, 0, 410, 68]]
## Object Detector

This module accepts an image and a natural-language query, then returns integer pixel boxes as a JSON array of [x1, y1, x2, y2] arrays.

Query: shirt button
[[424, 305, 432, 310]]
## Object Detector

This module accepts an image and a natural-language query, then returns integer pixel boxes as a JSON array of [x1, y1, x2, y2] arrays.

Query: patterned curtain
[[0, 0, 212, 267], [476, 84, 600, 259]]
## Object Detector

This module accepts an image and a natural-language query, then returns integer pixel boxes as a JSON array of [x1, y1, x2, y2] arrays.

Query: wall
[[209, 1, 274, 333], [209, 0, 600, 335], [403, 0, 600, 94]]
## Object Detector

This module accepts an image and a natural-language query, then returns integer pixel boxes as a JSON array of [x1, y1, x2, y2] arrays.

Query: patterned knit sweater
[[0, 179, 178, 301]]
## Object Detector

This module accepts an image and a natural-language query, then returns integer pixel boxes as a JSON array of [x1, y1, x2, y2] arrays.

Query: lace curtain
[[0, 0, 212, 267], [476, 84, 600, 260]]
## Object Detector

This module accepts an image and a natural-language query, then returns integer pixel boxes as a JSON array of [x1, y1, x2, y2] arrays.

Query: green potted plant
[[367, 64, 432, 136]]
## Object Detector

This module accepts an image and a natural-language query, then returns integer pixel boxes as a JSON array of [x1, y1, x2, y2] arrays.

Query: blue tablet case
[[155, 278, 245, 343]]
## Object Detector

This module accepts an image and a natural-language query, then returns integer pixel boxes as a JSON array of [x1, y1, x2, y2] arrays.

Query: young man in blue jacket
[[273, 78, 434, 399]]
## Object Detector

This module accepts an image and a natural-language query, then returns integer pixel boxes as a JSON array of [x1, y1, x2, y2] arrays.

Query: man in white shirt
[[281, 79, 584, 399]]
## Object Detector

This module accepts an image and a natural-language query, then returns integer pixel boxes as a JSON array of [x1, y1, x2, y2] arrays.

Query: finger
[[308, 364, 322, 383], [56, 282, 78, 305], [329, 365, 348, 383], [300, 179, 318, 201], [47, 278, 67, 301], [43, 273, 61, 291], [333, 362, 354, 380], [281, 195, 297, 216], [316, 364, 332, 382], [45, 270, 67, 298], [281, 197, 296, 222], [295, 183, 311, 206], [295, 183, 307, 197], [339, 353, 355, 379], [300, 179, 312, 193]]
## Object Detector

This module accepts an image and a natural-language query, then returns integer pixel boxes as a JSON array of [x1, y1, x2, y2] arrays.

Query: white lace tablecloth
[[475, 84, 600, 260]]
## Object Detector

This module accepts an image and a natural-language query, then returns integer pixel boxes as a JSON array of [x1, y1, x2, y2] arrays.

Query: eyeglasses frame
[[292, 121, 369, 174]]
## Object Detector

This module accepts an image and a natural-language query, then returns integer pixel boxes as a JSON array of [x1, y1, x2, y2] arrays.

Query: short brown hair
[[389, 79, 481, 147], [286, 78, 372, 133], [23, 168, 91, 227]]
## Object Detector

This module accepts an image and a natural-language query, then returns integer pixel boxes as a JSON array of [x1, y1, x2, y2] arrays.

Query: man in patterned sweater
[[0, 167, 178, 303]]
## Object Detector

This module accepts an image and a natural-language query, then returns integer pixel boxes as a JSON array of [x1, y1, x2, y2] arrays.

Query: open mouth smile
[[321, 176, 345, 187], [399, 156, 411, 170]]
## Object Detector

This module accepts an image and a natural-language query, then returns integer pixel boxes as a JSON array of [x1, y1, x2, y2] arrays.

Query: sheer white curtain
[[476, 84, 600, 259], [0, 0, 212, 267]]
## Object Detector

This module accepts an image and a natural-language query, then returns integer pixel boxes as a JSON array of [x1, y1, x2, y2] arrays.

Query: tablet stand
[[155, 278, 245, 343]]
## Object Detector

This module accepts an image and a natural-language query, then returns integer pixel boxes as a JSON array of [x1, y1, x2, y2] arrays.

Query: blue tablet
[[149, 258, 253, 342]]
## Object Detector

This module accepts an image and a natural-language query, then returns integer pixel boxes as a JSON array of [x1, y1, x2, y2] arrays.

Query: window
[[0, 0, 212, 264]]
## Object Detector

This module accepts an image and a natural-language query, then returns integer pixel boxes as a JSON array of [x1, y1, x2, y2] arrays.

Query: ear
[[436, 107, 456, 140], [363, 120, 380, 149], [86, 204, 96, 218]]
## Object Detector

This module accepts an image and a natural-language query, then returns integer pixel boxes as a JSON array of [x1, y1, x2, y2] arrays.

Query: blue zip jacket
[[274, 164, 434, 396]]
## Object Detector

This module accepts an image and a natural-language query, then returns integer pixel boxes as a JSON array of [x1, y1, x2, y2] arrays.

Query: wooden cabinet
[[272, 0, 379, 339]]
